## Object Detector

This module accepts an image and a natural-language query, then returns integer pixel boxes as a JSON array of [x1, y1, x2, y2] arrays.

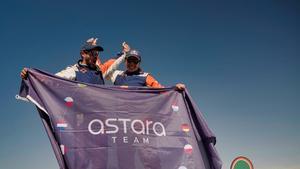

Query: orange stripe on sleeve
[[146, 75, 163, 88], [96, 58, 116, 73]]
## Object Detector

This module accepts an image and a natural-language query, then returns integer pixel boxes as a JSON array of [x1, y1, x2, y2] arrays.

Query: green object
[[233, 160, 251, 169]]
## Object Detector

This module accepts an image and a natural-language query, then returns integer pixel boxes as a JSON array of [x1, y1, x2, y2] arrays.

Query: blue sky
[[0, 0, 299, 168]]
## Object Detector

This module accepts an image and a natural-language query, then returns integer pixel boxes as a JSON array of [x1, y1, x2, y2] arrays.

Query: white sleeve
[[107, 70, 123, 83], [55, 64, 78, 80], [102, 53, 126, 79]]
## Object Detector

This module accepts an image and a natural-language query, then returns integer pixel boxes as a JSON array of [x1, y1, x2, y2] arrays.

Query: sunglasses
[[89, 50, 99, 57], [127, 59, 139, 64]]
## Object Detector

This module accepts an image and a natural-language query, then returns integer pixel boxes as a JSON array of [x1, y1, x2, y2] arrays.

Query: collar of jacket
[[77, 59, 101, 73]]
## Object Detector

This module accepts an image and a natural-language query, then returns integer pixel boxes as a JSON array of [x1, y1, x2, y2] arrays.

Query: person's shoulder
[[56, 63, 78, 74], [64, 64, 79, 71], [109, 70, 124, 82], [140, 71, 149, 77], [55, 63, 78, 79]]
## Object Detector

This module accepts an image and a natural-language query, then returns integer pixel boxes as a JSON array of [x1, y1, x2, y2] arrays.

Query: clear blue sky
[[0, 0, 299, 169]]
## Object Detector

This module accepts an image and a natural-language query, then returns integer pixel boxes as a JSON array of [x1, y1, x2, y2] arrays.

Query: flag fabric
[[19, 68, 222, 169]]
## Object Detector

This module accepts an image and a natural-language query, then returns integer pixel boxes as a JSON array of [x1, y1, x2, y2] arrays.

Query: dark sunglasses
[[89, 50, 99, 57], [127, 59, 139, 64]]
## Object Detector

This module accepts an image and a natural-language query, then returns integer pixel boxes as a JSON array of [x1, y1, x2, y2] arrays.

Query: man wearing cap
[[107, 48, 185, 90], [21, 38, 129, 85]]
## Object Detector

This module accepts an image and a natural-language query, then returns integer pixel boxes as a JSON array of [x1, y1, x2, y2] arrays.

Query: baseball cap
[[81, 37, 104, 51], [126, 49, 141, 61]]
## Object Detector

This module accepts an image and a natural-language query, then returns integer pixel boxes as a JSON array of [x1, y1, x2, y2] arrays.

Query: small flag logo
[[57, 121, 68, 130], [172, 105, 179, 112], [184, 144, 193, 154], [64, 97, 74, 107], [181, 124, 190, 132]]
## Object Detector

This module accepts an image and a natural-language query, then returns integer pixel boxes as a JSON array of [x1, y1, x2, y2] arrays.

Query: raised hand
[[122, 42, 131, 53], [20, 68, 28, 79], [175, 83, 186, 91]]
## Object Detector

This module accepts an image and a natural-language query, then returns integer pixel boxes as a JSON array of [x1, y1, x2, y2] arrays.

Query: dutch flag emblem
[[57, 121, 68, 130]]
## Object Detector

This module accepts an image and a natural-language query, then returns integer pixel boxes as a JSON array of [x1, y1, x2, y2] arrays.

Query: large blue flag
[[19, 69, 222, 169]]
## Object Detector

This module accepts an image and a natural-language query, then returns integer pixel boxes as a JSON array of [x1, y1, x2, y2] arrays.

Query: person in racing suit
[[107, 48, 185, 90], [21, 38, 130, 85]]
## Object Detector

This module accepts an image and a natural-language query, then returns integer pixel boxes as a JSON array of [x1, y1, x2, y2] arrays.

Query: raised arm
[[97, 42, 130, 79], [55, 64, 78, 80]]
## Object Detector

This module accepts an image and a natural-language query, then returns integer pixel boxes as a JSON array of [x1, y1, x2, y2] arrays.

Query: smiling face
[[125, 56, 140, 72]]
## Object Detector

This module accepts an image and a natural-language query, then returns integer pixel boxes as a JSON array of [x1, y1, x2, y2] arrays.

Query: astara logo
[[230, 156, 253, 169]]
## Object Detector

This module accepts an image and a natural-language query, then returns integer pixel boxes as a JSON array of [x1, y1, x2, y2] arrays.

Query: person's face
[[126, 57, 140, 72], [82, 50, 99, 68]]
